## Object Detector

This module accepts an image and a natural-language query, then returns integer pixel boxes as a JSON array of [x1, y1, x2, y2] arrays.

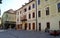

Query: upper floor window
[[32, 12, 35, 18], [32, 3, 35, 8], [57, 3, 60, 12], [24, 8, 27, 12], [38, 11, 41, 17], [46, 7, 49, 15], [32, 23, 35, 30], [28, 6, 31, 10], [38, 0, 40, 5], [29, 14, 31, 19]]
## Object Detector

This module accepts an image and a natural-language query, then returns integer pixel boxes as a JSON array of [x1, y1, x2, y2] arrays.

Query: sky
[[0, 0, 29, 17]]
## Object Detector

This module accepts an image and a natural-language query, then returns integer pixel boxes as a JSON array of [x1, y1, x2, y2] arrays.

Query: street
[[0, 30, 60, 38]]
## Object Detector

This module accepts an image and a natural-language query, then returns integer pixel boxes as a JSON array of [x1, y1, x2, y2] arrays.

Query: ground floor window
[[29, 23, 31, 30], [32, 23, 35, 30], [46, 22, 50, 29], [25, 23, 27, 30], [39, 23, 41, 31]]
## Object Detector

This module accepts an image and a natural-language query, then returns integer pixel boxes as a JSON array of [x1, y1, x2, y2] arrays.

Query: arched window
[[29, 14, 31, 19], [28, 6, 31, 10], [32, 12, 35, 18]]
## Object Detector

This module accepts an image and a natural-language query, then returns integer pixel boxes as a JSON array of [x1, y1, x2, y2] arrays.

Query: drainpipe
[[35, 0, 38, 31]]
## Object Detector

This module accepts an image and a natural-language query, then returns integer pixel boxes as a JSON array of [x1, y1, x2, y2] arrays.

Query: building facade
[[2, 9, 16, 29], [16, 0, 60, 31]]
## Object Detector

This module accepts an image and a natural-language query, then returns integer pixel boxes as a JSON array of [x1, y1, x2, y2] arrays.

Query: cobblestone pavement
[[0, 30, 60, 38]]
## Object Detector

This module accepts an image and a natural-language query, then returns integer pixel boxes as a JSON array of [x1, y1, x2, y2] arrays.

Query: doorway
[[32, 23, 35, 30], [25, 23, 27, 30]]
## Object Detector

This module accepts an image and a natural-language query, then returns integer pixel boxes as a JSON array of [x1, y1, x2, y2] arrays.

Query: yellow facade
[[37, 0, 60, 31]]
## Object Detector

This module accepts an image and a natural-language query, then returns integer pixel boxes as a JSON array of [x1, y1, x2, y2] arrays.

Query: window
[[29, 23, 31, 30], [46, 22, 50, 29], [29, 14, 31, 19], [39, 23, 41, 31], [38, 0, 40, 5], [32, 12, 35, 18], [59, 21, 60, 29], [28, 6, 31, 10], [24, 8, 27, 12], [57, 3, 60, 12], [46, 7, 49, 15], [25, 23, 27, 30], [32, 3, 35, 8], [32, 23, 35, 30], [38, 11, 41, 17]]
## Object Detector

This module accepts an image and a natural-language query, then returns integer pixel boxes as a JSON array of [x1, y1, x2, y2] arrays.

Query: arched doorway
[[25, 23, 27, 30], [29, 23, 31, 30], [32, 23, 35, 30]]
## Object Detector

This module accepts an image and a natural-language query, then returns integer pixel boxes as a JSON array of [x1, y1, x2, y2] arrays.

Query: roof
[[16, 0, 35, 11]]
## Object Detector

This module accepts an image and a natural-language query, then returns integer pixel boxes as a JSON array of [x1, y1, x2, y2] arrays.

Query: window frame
[[46, 7, 49, 15], [32, 3, 35, 8], [28, 6, 31, 10], [32, 12, 35, 18], [57, 3, 60, 12], [29, 14, 31, 19]]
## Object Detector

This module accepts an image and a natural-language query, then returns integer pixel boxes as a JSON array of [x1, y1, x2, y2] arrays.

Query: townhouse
[[16, 0, 60, 31], [2, 9, 16, 29]]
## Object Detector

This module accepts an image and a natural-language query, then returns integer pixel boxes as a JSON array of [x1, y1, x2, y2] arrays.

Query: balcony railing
[[20, 15, 27, 21]]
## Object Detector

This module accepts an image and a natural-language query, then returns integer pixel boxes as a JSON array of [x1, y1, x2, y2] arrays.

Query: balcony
[[20, 15, 27, 21]]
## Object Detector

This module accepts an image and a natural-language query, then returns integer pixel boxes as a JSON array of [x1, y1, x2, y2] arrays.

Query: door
[[25, 23, 27, 30], [29, 23, 31, 30], [32, 23, 35, 30]]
